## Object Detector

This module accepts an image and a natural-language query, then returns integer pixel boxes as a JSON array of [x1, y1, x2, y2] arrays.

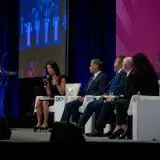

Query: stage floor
[[10, 128, 114, 142], [0, 128, 159, 159], [1, 128, 158, 143]]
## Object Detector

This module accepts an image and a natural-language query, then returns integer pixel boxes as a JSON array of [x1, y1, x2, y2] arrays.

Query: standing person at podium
[[34, 61, 66, 131], [60, 59, 108, 124]]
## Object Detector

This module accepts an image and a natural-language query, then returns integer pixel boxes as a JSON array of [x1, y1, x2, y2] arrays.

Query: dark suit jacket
[[123, 69, 139, 100], [107, 70, 126, 95], [83, 72, 108, 96]]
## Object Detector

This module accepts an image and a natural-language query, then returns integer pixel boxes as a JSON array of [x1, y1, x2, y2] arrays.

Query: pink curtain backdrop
[[116, 0, 160, 70]]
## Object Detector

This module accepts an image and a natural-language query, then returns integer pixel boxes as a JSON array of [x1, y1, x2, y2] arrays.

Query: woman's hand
[[43, 79, 47, 86], [43, 79, 50, 87]]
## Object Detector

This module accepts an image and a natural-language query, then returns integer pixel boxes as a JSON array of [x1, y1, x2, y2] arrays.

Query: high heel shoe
[[104, 130, 113, 137], [40, 126, 49, 131], [118, 130, 127, 139], [33, 125, 41, 132], [109, 128, 124, 139]]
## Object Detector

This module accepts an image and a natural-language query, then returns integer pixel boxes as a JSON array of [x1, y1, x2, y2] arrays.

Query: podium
[[0, 69, 16, 117], [0, 69, 16, 139]]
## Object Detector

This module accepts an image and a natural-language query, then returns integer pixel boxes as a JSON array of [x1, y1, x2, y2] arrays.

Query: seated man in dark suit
[[89, 57, 136, 137], [77, 56, 126, 134], [60, 59, 108, 124]]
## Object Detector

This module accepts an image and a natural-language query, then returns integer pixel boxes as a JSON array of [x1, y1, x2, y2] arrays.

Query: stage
[[0, 128, 159, 159], [0, 128, 159, 144]]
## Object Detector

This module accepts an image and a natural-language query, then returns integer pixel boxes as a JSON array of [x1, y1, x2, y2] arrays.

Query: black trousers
[[96, 101, 115, 131], [60, 99, 82, 123], [115, 98, 130, 125], [78, 99, 104, 127]]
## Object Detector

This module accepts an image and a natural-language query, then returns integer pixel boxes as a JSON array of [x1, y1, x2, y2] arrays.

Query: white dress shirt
[[118, 68, 123, 74], [127, 69, 132, 77], [93, 71, 101, 80]]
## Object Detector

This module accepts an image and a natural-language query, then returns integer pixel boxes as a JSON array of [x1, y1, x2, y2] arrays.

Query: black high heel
[[40, 126, 49, 131], [118, 130, 127, 139], [33, 126, 41, 132], [104, 130, 113, 137], [109, 128, 124, 139]]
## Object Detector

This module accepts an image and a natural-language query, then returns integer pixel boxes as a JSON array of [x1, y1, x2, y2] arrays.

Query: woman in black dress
[[35, 61, 66, 131]]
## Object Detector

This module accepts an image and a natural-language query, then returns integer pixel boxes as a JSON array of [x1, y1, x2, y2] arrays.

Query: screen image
[[19, 0, 67, 78]]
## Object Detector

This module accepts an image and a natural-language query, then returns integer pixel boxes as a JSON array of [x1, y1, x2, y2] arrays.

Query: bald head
[[122, 57, 134, 73]]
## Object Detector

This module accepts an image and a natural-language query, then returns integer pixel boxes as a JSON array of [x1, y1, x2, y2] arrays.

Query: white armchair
[[83, 95, 115, 134], [34, 83, 81, 122], [128, 95, 160, 140], [53, 83, 81, 121], [62, 94, 101, 133]]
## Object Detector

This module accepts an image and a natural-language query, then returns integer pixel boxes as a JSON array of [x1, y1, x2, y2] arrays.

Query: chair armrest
[[79, 95, 96, 113], [127, 95, 136, 115], [67, 96, 80, 103], [49, 96, 66, 112], [94, 96, 102, 100], [36, 96, 54, 101], [128, 95, 160, 115], [103, 95, 116, 99]]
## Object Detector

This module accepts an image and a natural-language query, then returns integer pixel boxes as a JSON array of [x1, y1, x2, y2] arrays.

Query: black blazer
[[83, 72, 108, 96], [123, 69, 139, 100]]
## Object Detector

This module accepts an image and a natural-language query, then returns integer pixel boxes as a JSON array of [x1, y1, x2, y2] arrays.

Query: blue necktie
[[86, 75, 95, 91]]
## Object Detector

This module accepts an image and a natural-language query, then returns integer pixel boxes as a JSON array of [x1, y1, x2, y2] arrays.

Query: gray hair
[[91, 59, 103, 70]]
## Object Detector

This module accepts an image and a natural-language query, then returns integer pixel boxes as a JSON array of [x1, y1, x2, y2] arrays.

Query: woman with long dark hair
[[132, 53, 159, 96], [34, 61, 66, 131]]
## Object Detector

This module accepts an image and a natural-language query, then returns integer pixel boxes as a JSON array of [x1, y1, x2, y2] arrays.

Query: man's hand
[[77, 96, 84, 102]]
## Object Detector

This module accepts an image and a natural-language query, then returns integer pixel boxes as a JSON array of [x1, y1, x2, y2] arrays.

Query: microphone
[[46, 75, 51, 82]]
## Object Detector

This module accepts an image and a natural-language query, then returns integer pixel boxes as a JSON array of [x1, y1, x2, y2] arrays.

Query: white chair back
[[65, 83, 81, 96]]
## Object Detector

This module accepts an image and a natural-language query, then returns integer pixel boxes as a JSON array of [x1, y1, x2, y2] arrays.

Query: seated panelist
[[34, 61, 66, 131], [110, 53, 159, 139], [60, 59, 108, 124], [77, 56, 126, 133]]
